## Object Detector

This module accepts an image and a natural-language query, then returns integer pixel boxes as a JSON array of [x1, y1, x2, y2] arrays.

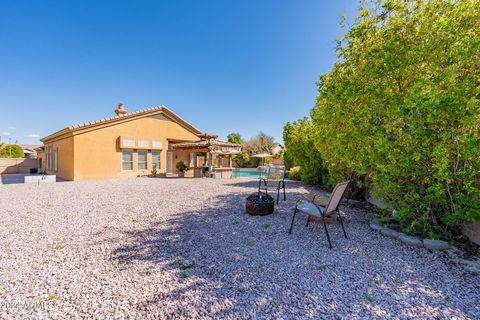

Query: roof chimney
[[115, 103, 128, 116]]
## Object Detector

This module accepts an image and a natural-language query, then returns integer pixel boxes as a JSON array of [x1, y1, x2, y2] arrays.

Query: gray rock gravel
[[0, 178, 479, 319]]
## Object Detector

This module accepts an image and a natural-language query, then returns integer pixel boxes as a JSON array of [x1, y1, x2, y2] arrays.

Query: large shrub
[[311, 0, 479, 239], [288, 166, 301, 181], [233, 151, 251, 168], [283, 118, 328, 185]]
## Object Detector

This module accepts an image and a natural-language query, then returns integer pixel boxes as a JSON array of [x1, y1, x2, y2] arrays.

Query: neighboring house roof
[[271, 145, 284, 155], [19, 144, 42, 150], [41, 105, 204, 143], [18, 144, 42, 155]]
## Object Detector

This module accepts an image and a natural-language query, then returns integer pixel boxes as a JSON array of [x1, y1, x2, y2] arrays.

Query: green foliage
[[365, 294, 376, 304], [233, 151, 251, 168], [151, 164, 158, 177], [227, 132, 243, 144], [318, 264, 328, 271], [283, 118, 328, 185], [284, 0, 480, 240], [228, 131, 280, 167], [288, 166, 301, 181], [176, 160, 188, 172], [0, 144, 24, 158]]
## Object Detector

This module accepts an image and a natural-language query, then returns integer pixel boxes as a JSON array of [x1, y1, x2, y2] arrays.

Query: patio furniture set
[[245, 165, 351, 249]]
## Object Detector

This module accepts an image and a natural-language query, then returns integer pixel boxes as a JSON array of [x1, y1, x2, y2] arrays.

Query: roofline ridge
[[42, 104, 202, 142]]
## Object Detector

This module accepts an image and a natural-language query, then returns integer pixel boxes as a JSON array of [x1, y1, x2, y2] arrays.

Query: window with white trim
[[138, 139, 149, 148], [54, 148, 58, 171], [47, 146, 52, 169], [138, 150, 147, 170], [45, 147, 49, 169], [152, 150, 161, 170], [122, 150, 133, 170]]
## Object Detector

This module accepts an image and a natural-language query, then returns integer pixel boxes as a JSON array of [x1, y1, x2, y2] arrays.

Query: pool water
[[233, 168, 260, 178]]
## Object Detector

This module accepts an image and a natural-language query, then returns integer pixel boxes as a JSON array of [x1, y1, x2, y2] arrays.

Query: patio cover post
[[208, 151, 213, 175]]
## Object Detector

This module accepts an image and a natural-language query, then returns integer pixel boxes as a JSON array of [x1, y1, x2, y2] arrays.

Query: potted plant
[[176, 160, 188, 177]]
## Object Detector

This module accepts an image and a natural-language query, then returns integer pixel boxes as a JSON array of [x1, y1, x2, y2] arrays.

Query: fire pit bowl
[[246, 192, 275, 216]]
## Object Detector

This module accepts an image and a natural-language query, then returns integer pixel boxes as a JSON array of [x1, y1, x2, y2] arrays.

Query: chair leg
[[283, 182, 286, 201], [338, 210, 347, 239], [321, 213, 333, 249], [306, 215, 310, 227], [289, 208, 298, 234], [276, 189, 280, 204]]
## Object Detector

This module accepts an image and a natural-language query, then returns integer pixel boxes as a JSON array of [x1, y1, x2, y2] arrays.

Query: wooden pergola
[[172, 134, 242, 176]]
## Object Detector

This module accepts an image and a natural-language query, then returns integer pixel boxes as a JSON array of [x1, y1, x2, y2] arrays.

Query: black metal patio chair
[[258, 166, 286, 204], [289, 180, 350, 249]]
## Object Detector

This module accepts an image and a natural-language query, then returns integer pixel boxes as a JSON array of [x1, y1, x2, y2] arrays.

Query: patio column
[[207, 151, 212, 174]]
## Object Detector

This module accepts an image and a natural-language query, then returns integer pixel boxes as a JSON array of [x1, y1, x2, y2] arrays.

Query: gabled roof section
[[41, 105, 204, 142]]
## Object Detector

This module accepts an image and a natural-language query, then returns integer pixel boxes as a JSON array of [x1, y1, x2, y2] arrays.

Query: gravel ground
[[0, 178, 479, 319]]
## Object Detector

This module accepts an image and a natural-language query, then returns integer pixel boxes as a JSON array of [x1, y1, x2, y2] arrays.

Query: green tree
[[233, 151, 251, 168], [310, 0, 480, 239], [0, 144, 25, 158], [227, 133, 243, 144]]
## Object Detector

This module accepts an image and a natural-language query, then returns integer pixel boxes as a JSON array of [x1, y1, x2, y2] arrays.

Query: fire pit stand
[[245, 192, 275, 216]]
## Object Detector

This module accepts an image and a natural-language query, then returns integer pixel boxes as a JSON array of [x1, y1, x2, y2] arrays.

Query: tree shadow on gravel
[[109, 180, 480, 319]]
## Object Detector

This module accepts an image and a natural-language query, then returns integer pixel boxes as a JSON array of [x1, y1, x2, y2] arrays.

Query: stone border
[[370, 219, 449, 250], [370, 219, 480, 274]]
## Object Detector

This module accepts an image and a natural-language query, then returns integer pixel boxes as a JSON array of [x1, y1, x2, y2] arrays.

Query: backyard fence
[[0, 158, 40, 174]]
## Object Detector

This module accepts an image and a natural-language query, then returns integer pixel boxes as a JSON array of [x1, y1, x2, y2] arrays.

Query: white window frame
[[122, 149, 133, 171], [137, 150, 148, 170], [152, 150, 161, 170], [47, 146, 52, 169], [152, 140, 162, 149], [45, 147, 49, 169], [138, 139, 150, 148], [54, 148, 58, 171]]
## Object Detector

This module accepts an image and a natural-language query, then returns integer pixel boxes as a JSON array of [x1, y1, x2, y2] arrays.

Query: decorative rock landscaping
[[370, 219, 480, 275], [0, 179, 479, 319]]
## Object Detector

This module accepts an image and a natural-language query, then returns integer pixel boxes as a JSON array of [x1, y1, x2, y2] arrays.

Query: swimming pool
[[233, 168, 260, 178]]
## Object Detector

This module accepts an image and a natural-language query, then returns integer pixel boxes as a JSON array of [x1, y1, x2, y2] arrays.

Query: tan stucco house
[[38, 104, 204, 180]]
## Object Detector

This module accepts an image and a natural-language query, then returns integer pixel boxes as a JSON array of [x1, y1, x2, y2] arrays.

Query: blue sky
[[0, 0, 359, 145]]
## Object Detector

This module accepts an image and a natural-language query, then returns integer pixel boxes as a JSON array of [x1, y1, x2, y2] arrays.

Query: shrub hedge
[[284, 0, 480, 240]]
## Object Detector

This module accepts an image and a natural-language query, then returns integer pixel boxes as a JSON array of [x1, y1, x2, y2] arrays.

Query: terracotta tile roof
[[68, 105, 165, 129], [41, 105, 203, 142], [173, 138, 242, 149]]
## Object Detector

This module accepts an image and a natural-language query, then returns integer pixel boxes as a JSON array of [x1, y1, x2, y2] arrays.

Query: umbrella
[[251, 153, 275, 166]]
